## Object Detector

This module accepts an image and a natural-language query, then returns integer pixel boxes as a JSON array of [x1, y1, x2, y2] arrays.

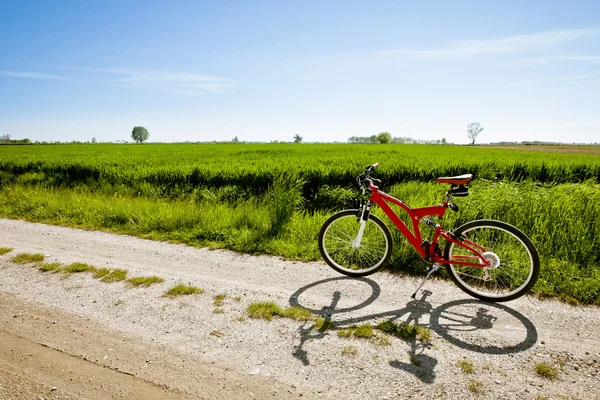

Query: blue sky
[[1, 0, 599, 144]]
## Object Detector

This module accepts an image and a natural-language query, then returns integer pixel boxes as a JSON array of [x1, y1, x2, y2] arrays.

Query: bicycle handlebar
[[357, 163, 380, 189]]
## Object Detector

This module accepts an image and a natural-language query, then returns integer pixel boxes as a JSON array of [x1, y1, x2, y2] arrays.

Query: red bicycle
[[318, 163, 540, 302]]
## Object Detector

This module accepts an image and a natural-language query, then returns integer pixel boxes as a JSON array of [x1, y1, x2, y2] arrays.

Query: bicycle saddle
[[435, 174, 473, 185]]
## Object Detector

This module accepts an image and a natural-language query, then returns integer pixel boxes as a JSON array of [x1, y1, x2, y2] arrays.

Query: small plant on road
[[38, 262, 62, 272], [468, 379, 485, 394], [12, 253, 45, 263], [126, 276, 164, 287], [457, 359, 475, 374], [213, 293, 227, 306], [0, 247, 13, 255], [165, 284, 204, 297], [341, 346, 358, 357], [535, 362, 559, 380], [98, 268, 128, 283], [62, 262, 97, 275]]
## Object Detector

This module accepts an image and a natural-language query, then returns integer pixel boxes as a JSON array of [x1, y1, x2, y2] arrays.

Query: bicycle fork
[[411, 263, 440, 299], [352, 202, 371, 248]]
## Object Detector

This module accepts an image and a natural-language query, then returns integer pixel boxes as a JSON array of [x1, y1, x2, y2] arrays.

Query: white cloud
[[68, 67, 234, 94], [382, 27, 600, 58], [0, 70, 68, 80]]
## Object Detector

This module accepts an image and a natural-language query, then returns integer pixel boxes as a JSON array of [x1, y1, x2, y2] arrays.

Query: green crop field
[[1, 143, 599, 304]]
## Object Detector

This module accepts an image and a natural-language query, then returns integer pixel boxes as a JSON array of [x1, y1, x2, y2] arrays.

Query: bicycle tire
[[444, 219, 540, 302], [319, 209, 393, 277]]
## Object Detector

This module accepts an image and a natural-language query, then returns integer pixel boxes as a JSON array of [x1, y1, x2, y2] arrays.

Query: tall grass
[[0, 143, 598, 304]]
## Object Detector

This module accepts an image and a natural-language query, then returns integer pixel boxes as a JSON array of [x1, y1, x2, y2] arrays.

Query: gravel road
[[0, 218, 598, 399]]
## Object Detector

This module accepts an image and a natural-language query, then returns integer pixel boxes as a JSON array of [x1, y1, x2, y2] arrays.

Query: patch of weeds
[[341, 346, 358, 357], [114, 300, 124, 306], [213, 307, 225, 314], [0, 247, 14, 255], [99, 269, 128, 283], [457, 359, 475, 374], [11, 253, 45, 264], [233, 295, 242, 302], [410, 353, 422, 367], [535, 362, 559, 380], [375, 335, 391, 346], [337, 324, 374, 339], [281, 306, 314, 321], [247, 301, 283, 321], [416, 326, 432, 343], [164, 284, 204, 297], [238, 315, 246, 321], [314, 316, 334, 331], [126, 276, 165, 288], [468, 380, 485, 394], [93, 268, 110, 279], [375, 320, 431, 343], [213, 293, 227, 306], [38, 262, 62, 272], [62, 262, 96, 276]]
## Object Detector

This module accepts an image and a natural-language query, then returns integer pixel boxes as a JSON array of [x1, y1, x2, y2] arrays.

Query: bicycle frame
[[368, 184, 491, 268]]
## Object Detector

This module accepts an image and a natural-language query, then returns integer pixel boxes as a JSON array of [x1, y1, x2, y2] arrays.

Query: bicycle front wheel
[[319, 210, 393, 277], [444, 220, 540, 302]]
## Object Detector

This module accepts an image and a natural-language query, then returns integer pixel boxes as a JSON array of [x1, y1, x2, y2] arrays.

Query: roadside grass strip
[[62, 262, 97, 276], [38, 262, 62, 272], [0, 247, 13, 255], [11, 253, 45, 264], [98, 268, 128, 282], [126, 276, 165, 287], [164, 284, 204, 297], [246, 302, 314, 322]]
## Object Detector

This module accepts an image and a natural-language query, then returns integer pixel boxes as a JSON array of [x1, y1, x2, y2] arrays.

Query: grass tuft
[[281, 306, 314, 321], [93, 268, 110, 279], [0, 247, 13, 255], [38, 262, 62, 272], [314, 316, 334, 331], [126, 275, 164, 287], [11, 253, 45, 264], [99, 268, 128, 282], [62, 262, 97, 274], [535, 362, 559, 380], [468, 380, 485, 394], [164, 284, 204, 297], [337, 324, 374, 339], [247, 301, 283, 320], [457, 359, 475, 374], [213, 293, 227, 306], [341, 346, 358, 357]]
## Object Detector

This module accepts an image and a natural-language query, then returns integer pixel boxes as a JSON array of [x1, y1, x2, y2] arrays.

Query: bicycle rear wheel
[[444, 219, 540, 302], [319, 210, 393, 277]]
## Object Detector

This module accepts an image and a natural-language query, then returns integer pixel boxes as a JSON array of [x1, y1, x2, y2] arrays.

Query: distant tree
[[92, 137, 97, 143], [466, 122, 484, 145], [232, 136, 239, 143], [1, 134, 10, 144], [131, 126, 149, 143], [441, 138, 447, 145], [376, 132, 392, 144], [293, 134, 303, 143]]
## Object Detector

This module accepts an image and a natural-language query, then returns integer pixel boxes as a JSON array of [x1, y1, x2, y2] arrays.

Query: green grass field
[[1, 143, 598, 304]]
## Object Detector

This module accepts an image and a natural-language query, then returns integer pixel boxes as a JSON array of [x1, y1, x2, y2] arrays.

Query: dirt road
[[0, 218, 598, 399]]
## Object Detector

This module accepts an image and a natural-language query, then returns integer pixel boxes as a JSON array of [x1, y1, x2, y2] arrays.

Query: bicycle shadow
[[288, 276, 538, 381]]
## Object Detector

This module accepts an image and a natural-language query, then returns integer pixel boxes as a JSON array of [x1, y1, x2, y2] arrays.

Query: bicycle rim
[[321, 213, 390, 275], [446, 223, 537, 301]]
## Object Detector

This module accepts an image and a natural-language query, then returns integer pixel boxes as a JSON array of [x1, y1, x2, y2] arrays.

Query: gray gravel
[[0, 218, 599, 399]]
